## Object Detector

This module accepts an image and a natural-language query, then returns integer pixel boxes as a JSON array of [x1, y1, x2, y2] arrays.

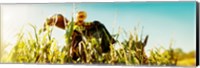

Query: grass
[[0, 17, 196, 66]]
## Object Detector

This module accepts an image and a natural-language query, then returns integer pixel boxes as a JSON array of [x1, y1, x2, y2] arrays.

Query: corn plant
[[0, 16, 195, 66]]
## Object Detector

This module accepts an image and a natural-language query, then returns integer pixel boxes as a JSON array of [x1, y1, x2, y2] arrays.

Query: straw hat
[[76, 11, 87, 21]]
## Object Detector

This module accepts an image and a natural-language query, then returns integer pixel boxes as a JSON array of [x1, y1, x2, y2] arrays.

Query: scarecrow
[[43, 11, 116, 61]]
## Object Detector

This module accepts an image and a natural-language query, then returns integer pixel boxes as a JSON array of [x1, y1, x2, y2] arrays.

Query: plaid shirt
[[73, 22, 94, 34]]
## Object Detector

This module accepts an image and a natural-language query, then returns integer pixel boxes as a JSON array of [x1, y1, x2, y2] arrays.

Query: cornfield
[[0, 17, 196, 66]]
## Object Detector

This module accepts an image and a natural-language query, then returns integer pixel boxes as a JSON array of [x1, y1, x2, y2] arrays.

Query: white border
[[0, 0, 199, 68], [0, 0, 195, 3]]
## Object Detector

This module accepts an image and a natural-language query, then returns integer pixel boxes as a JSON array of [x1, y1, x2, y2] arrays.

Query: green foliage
[[0, 18, 195, 66]]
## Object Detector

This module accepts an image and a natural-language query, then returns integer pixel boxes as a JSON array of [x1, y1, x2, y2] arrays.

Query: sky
[[1, 2, 197, 54]]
